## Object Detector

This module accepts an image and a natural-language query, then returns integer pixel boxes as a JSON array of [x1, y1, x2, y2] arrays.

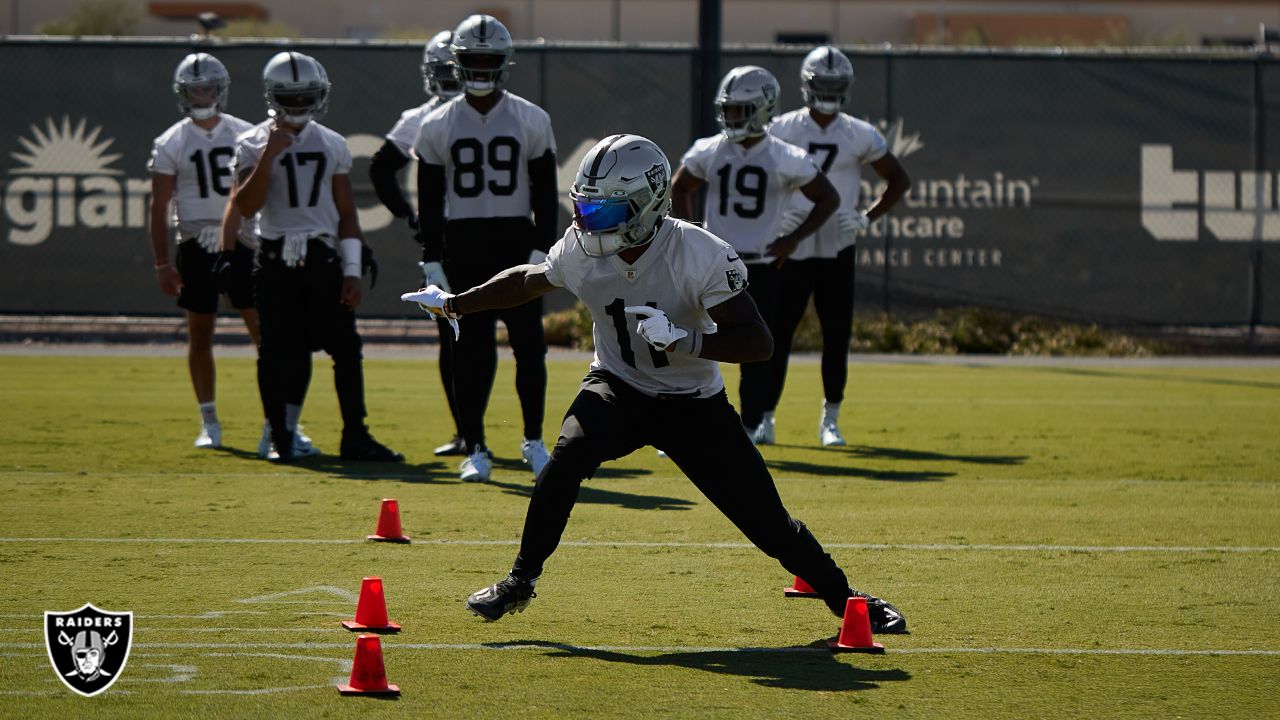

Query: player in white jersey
[[369, 30, 467, 457], [414, 15, 558, 482], [402, 135, 906, 633], [147, 53, 260, 450], [671, 65, 839, 445], [234, 51, 402, 464], [767, 46, 911, 446]]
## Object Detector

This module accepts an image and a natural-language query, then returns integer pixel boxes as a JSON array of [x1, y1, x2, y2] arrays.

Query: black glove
[[361, 244, 379, 289], [211, 251, 234, 294], [406, 213, 420, 232]]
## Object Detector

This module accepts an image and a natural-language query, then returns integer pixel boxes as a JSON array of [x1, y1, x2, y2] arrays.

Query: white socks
[[199, 401, 218, 426], [285, 403, 302, 433], [822, 401, 841, 425]]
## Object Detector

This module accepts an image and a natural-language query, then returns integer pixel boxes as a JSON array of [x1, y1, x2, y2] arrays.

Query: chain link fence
[[0, 39, 1274, 327]]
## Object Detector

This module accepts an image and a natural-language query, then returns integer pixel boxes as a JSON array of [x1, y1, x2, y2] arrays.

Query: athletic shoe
[[459, 446, 492, 482], [260, 422, 320, 459], [340, 427, 405, 462], [819, 420, 847, 447], [433, 435, 467, 456], [748, 418, 775, 446], [843, 591, 908, 634], [194, 422, 222, 449], [521, 438, 550, 477], [656, 449, 668, 458], [466, 574, 537, 621]]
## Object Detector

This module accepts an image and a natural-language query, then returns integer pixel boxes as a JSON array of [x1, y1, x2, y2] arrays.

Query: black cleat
[[859, 592, 909, 634], [340, 427, 405, 462], [466, 574, 537, 621], [433, 435, 467, 456]]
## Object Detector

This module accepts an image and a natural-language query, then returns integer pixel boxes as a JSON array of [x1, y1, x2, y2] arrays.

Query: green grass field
[[0, 352, 1277, 719]]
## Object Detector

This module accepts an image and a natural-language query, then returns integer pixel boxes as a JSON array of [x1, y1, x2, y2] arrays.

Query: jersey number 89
[[451, 136, 521, 198]]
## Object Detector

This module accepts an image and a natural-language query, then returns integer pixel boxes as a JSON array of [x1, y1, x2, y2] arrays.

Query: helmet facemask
[[178, 81, 226, 120], [572, 191, 659, 258], [452, 52, 509, 97], [424, 61, 462, 98], [714, 67, 779, 143], [716, 101, 761, 142], [802, 73, 850, 114], [268, 87, 328, 126]]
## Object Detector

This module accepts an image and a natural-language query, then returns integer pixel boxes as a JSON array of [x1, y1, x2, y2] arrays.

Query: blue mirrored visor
[[573, 198, 631, 233]]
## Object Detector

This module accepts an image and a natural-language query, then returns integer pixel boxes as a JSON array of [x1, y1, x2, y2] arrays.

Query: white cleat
[[460, 446, 492, 483], [195, 422, 222, 449], [819, 420, 847, 447], [259, 421, 320, 459], [749, 416, 776, 446], [521, 439, 550, 478]]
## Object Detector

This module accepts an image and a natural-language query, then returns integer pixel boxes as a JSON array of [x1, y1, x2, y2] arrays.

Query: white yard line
[[0, 536, 1275, 553]]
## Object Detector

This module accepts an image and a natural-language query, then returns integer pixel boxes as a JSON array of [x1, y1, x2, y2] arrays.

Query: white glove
[[625, 306, 688, 352], [838, 211, 871, 235], [777, 209, 806, 236], [400, 284, 460, 340], [418, 260, 450, 292]]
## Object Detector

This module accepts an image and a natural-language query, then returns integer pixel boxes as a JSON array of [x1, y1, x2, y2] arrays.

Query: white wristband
[[339, 238, 362, 278]]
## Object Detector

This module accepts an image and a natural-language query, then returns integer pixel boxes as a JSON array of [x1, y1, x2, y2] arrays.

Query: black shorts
[[176, 240, 255, 314]]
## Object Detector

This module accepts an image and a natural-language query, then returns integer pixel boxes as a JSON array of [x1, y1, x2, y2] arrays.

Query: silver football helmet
[[262, 52, 330, 126], [422, 30, 461, 99], [715, 66, 780, 142], [173, 52, 230, 121], [449, 14, 514, 97], [801, 46, 855, 114], [570, 134, 672, 258]]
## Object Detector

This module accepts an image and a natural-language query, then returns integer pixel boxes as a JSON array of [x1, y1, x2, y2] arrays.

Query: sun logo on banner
[[10, 116, 123, 175], [3, 116, 150, 246], [875, 118, 924, 159]]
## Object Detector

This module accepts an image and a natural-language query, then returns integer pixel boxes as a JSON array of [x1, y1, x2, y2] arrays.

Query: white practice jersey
[[148, 114, 256, 243], [385, 97, 445, 158], [769, 109, 887, 260], [413, 92, 556, 221], [680, 134, 819, 256], [542, 219, 750, 399], [233, 120, 353, 238]]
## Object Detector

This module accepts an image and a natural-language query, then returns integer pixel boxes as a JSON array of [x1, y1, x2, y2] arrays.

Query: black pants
[[510, 369, 852, 614], [738, 262, 780, 430], [254, 239, 366, 446], [445, 259, 546, 448], [767, 247, 856, 411]]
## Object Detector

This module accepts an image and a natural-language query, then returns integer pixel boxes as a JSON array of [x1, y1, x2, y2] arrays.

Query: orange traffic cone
[[337, 634, 401, 696], [341, 577, 402, 633], [827, 595, 886, 654], [367, 498, 410, 543], [784, 575, 820, 598]]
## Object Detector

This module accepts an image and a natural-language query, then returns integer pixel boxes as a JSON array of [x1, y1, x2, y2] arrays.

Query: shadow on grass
[[1024, 366, 1280, 392], [216, 446, 455, 483], [765, 456, 953, 482], [485, 475, 696, 511], [490, 640, 910, 691], [849, 445, 1026, 466]]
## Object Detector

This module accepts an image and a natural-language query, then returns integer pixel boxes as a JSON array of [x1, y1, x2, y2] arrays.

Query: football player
[[369, 30, 467, 457], [147, 53, 259, 449], [767, 46, 910, 446], [233, 51, 402, 463], [414, 15, 558, 482], [670, 65, 839, 446], [403, 135, 906, 634]]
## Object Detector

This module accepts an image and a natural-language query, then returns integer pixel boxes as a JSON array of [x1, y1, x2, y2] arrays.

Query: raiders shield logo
[[725, 266, 746, 292], [44, 603, 133, 697], [643, 163, 666, 194]]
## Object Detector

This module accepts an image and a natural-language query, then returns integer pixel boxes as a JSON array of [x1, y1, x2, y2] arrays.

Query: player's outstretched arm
[[698, 291, 774, 364], [452, 264, 557, 315]]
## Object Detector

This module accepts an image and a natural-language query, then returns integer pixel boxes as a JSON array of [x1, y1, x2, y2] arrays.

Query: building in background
[[4, 0, 1279, 46]]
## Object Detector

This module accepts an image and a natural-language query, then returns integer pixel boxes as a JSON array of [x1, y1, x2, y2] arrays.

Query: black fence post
[[881, 49, 894, 315], [1248, 53, 1266, 342], [694, 0, 721, 140]]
